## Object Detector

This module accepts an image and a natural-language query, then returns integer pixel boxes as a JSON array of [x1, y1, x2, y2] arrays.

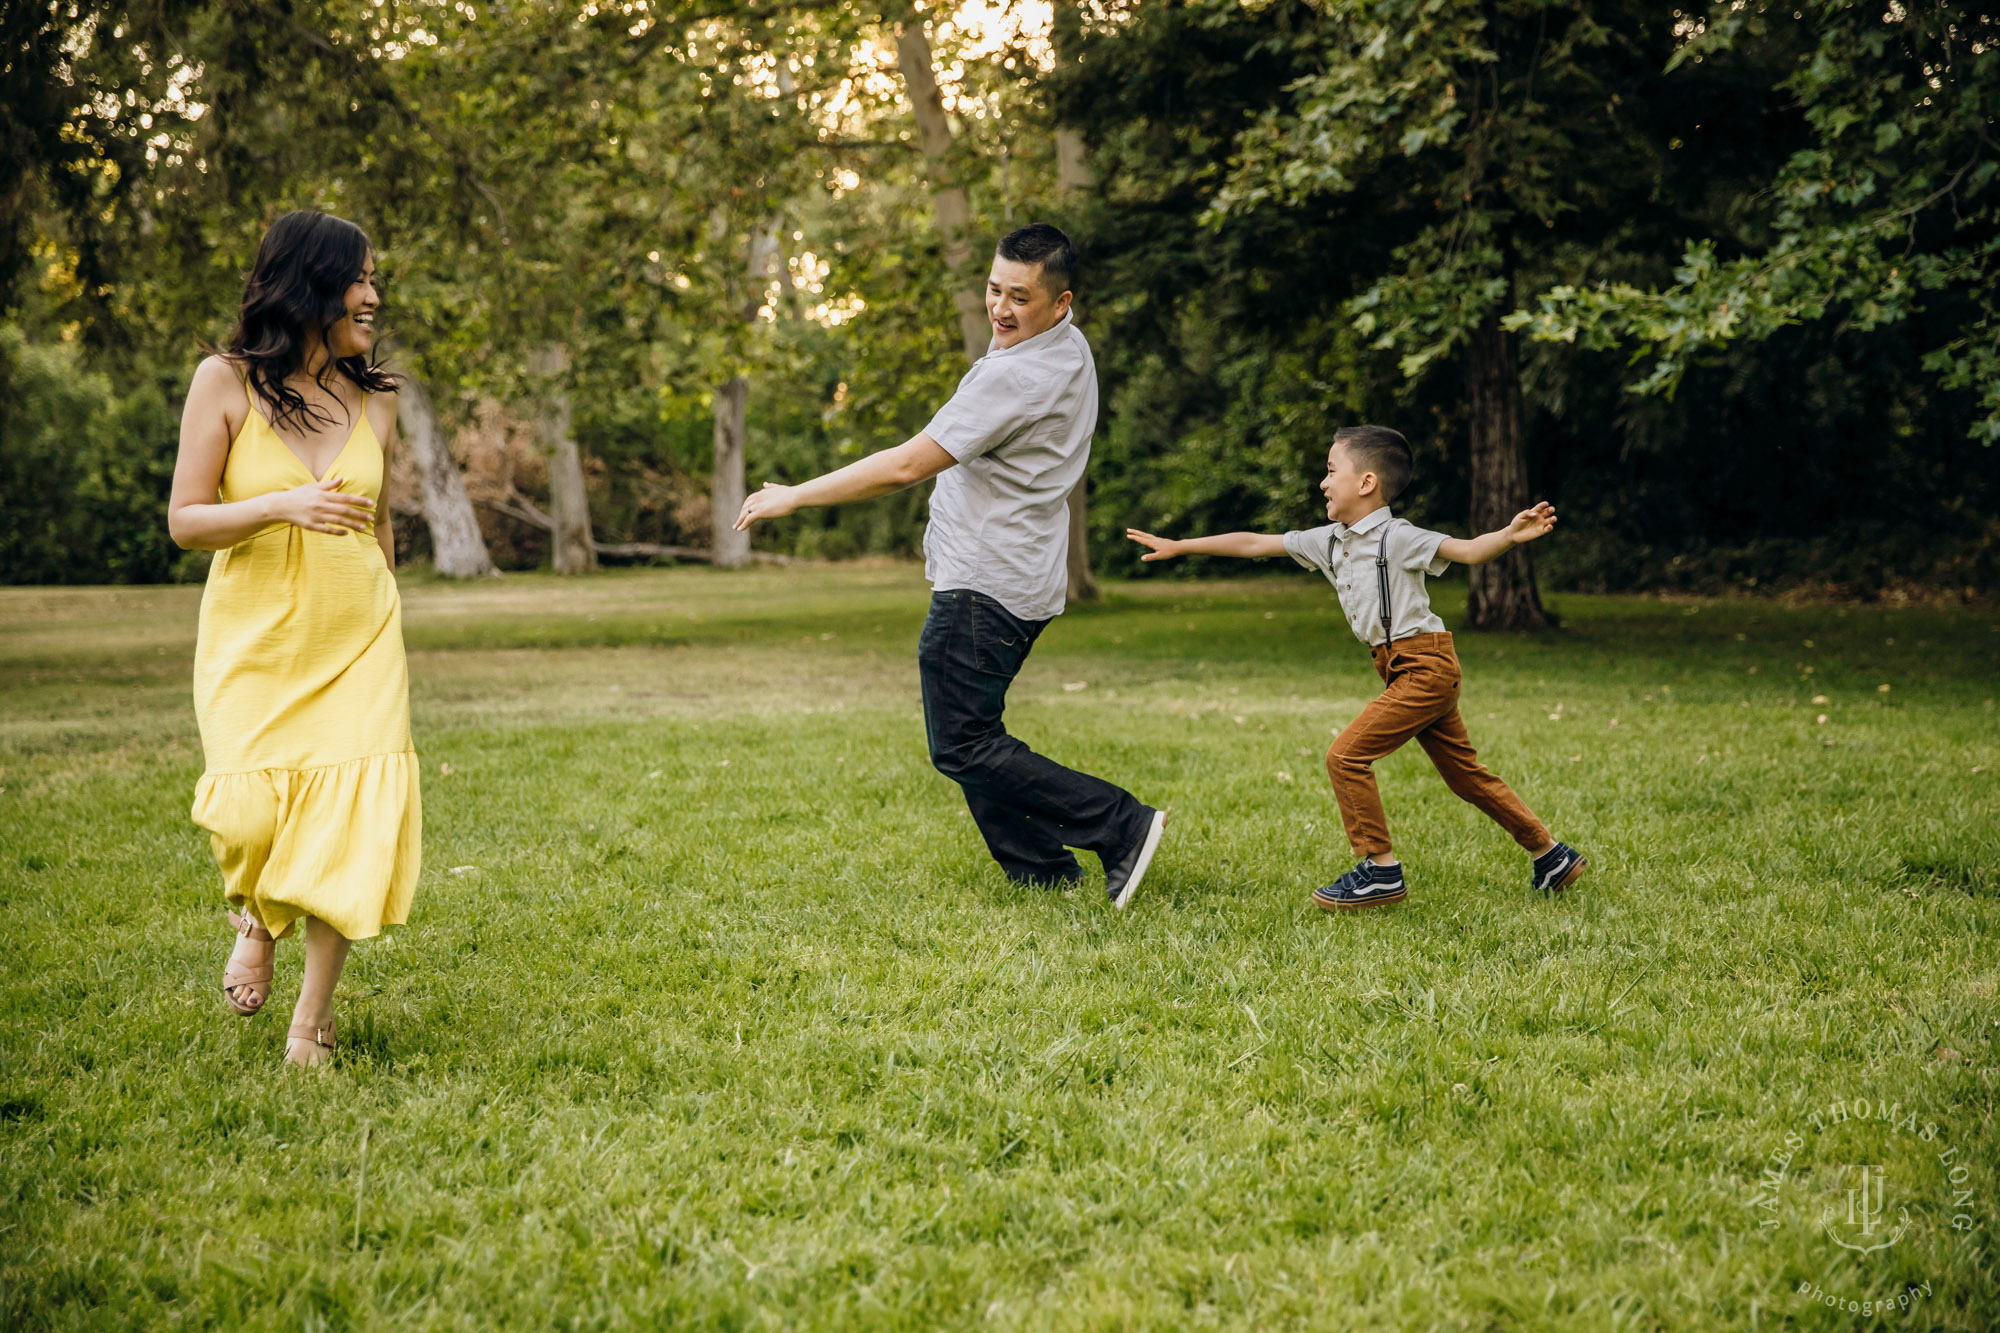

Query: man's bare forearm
[[790, 434, 956, 510], [793, 448, 924, 509], [737, 434, 957, 530]]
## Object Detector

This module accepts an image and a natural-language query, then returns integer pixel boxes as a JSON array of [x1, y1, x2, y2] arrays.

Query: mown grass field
[[2, 564, 1996, 1330]]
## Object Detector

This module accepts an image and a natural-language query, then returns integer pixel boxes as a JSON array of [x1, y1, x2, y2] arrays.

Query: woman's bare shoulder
[[366, 379, 400, 441], [189, 354, 245, 395]]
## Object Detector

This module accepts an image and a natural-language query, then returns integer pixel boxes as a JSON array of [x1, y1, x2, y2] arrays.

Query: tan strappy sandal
[[285, 1018, 337, 1068], [223, 910, 275, 1016]]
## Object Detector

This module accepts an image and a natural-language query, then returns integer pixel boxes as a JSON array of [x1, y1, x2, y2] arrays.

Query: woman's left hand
[[735, 482, 799, 531]]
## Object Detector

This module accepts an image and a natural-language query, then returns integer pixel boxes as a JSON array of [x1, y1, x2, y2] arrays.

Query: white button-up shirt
[[1283, 507, 1451, 647], [921, 311, 1097, 622]]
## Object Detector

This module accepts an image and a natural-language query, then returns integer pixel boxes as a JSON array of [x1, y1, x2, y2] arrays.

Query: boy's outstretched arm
[[1436, 502, 1558, 566], [1125, 529, 1287, 561]]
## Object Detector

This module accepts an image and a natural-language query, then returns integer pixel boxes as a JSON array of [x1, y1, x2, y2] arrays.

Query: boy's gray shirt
[[1283, 506, 1451, 647], [921, 311, 1097, 622]]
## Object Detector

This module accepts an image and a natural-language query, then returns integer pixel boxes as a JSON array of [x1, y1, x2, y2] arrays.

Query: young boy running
[[1125, 425, 1587, 910]]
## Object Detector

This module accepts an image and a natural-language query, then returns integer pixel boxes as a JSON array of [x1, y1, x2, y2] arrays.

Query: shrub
[[0, 326, 189, 586]]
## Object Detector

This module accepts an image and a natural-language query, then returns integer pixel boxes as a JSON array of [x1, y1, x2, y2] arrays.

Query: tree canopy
[[5, 0, 1995, 601]]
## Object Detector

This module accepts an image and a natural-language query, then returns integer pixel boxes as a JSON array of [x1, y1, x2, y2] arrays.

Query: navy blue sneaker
[[1531, 841, 1588, 894], [1313, 860, 1407, 911]]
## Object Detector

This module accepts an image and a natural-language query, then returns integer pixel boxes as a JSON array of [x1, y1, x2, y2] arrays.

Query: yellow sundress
[[190, 379, 421, 941]]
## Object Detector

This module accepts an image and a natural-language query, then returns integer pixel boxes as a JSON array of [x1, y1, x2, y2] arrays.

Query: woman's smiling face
[[325, 255, 379, 360]]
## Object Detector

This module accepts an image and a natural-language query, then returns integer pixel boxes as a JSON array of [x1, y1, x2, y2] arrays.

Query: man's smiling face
[[985, 255, 1071, 349]]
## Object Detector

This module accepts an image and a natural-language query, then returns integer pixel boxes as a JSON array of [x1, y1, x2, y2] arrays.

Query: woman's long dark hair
[[220, 210, 395, 433]]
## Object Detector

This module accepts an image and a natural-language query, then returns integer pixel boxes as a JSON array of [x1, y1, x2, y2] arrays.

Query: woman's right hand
[[268, 477, 375, 535]]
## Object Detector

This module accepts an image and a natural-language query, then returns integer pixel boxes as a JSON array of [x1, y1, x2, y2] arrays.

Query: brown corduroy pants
[[1325, 632, 1548, 859]]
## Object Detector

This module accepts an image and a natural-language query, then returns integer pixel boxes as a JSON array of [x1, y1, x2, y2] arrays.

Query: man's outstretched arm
[[736, 433, 957, 530]]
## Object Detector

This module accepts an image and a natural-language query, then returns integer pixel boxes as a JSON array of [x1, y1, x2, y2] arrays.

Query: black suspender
[[1327, 518, 1401, 646], [1376, 521, 1396, 645]]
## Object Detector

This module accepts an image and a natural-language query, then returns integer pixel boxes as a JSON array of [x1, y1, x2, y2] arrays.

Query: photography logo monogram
[[1823, 1163, 1906, 1255], [1746, 1095, 1982, 1319]]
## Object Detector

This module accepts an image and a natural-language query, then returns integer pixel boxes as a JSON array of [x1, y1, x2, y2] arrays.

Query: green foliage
[[1211, 0, 1674, 375], [0, 326, 193, 585], [1505, 0, 2000, 441], [1069, 0, 1999, 591], [1055, 0, 1391, 569], [5, 0, 1998, 590]]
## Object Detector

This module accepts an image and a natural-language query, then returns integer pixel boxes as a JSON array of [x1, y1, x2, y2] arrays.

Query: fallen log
[[475, 492, 800, 566]]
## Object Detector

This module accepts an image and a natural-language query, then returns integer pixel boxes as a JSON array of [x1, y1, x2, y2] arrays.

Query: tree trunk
[[395, 373, 494, 578], [1464, 311, 1545, 630], [1056, 129, 1091, 198], [1053, 11, 1098, 603], [1065, 478, 1098, 601], [707, 217, 780, 572], [1057, 135, 1098, 602], [529, 343, 596, 575], [711, 374, 751, 569], [896, 20, 990, 363]]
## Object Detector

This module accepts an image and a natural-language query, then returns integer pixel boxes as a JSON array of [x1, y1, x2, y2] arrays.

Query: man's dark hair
[[1333, 425, 1414, 500], [995, 223, 1077, 296]]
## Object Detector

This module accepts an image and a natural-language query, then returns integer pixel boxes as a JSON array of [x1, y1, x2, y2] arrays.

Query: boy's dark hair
[[1333, 425, 1414, 500], [996, 223, 1077, 296]]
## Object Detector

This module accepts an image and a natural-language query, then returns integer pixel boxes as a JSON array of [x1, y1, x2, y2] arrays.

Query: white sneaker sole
[[1111, 810, 1168, 910]]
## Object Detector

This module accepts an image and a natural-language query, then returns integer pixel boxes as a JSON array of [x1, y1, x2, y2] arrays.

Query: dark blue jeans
[[917, 589, 1153, 884]]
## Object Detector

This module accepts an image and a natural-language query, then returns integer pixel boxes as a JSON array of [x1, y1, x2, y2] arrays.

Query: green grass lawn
[[2, 565, 1996, 1330]]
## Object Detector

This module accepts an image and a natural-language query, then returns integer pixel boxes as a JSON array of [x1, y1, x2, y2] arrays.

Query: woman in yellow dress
[[168, 210, 421, 1068]]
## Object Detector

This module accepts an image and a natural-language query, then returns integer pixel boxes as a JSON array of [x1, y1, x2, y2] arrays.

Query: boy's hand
[[1505, 501, 1557, 545], [1124, 529, 1185, 562]]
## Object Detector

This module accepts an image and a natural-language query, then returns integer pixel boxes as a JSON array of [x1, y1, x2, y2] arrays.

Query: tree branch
[[251, 1, 510, 237], [621, 0, 854, 67]]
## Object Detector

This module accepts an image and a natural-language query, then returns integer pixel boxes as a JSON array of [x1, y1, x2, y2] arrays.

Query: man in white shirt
[[736, 224, 1168, 908]]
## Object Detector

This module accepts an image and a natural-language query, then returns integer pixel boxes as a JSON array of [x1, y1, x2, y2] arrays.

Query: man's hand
[[1505, 501, 1558, 545], [735, 482, 801, 531], [1125, 529, 1185, 562]]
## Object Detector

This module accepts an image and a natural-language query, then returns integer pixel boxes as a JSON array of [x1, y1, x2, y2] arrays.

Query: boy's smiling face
[[1319, 443, 1384, 527]]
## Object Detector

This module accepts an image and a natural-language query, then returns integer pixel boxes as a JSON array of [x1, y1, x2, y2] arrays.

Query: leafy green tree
[[13, 0, 1991, 596], [0, 325, 184, 584], [1053, 0, 1414, 575], [1208, 0, 1734, 628], [1508, 0, 2000, 444]]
